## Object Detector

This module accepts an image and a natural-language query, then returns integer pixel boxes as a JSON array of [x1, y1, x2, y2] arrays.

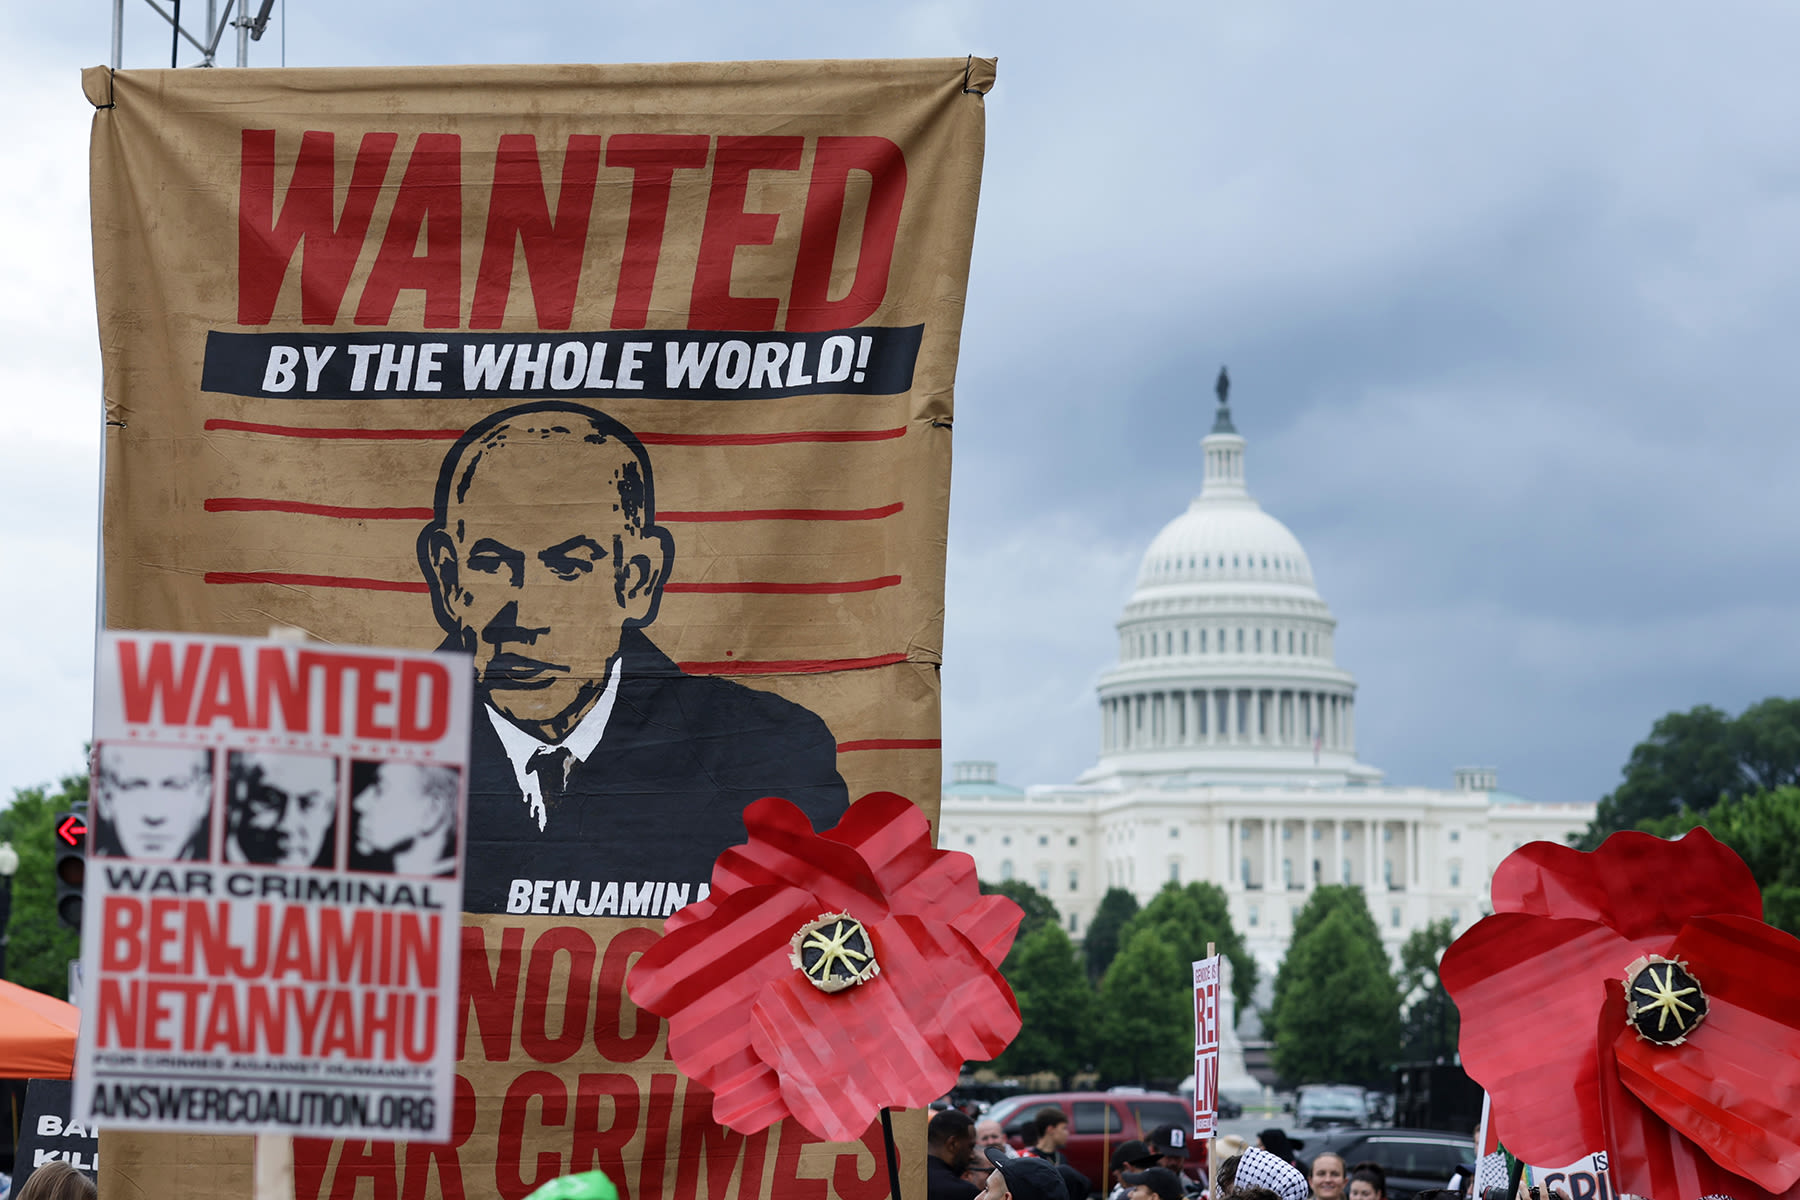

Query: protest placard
[[1529, 1153, 1616, 1200], [14, 1078, 100, 1190], [83, 55, 991, 1199], [1193, 955, 1220, 1140], [77, 631, 471, 1142]]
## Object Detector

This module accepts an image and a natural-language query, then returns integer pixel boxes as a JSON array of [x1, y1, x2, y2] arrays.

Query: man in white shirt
[[418, 401, 848, 913]]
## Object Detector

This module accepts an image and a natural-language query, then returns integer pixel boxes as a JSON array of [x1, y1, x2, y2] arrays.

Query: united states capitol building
[[940, 384, 1594, 980]]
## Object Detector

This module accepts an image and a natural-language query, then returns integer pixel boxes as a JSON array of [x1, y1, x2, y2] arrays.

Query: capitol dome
[[1137, 505, 1315, 591], [1082, 377, 1383, 787]]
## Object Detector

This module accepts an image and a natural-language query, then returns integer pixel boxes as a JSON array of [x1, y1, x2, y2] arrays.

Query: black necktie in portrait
[[527, 746, 576, 802]]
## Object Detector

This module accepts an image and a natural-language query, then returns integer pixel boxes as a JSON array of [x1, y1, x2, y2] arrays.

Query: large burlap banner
[[84, 56, 993, 1199]]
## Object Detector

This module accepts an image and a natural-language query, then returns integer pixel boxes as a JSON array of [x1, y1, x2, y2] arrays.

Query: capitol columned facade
[[939, 386, 1594, 981]]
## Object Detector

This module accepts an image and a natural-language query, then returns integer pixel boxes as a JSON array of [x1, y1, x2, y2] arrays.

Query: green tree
[[1640, 787, 1800, 934], [1083, 886, 1139, 981], [1269, 906, 1402, 1086], [1272, 885, 1383, 1033], [981, 878, 1061, 971], [1729, 699, 1800, 794], [1583, 701, 1800, 847], [1397, 918, 1458, 1061], [1118, 882, 1255, 1021], [1095, 926, 1190, 1084], [0, 768, 87, 998], [995, 922, 1095, 1079], [1289, 883, 1384, 946]]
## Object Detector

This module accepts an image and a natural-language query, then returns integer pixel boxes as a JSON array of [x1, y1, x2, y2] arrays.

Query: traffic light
[[53, 811, 87, 931]]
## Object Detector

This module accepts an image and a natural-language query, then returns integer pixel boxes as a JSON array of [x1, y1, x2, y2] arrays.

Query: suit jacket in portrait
[[459, 627, 848, 913]]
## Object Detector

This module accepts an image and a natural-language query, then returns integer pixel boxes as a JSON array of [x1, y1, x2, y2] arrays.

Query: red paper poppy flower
[[1441, 829, 1800, 1200], [626, 791, 1023, 1144]]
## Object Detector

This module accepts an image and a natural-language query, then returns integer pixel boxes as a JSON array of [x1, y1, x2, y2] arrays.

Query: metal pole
[[0, 874, 12, 980], [202, 0, 237, 64], [139, 0, 211, 59], [117, 0, 274, 72]]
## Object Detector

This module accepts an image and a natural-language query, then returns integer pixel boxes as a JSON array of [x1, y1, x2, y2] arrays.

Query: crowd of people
[[929, 1110, 1473, 1200]]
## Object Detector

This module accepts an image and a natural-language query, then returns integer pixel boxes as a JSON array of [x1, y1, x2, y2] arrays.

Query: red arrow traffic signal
[[53, 809, 88, 931]]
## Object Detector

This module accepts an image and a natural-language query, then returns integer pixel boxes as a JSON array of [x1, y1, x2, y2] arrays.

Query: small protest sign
[[1529, 1153, 1616, 1200], [74, 631, 472, 1141], [1192, 956, 1221, 1139], [14, 1078, 100, 1190]]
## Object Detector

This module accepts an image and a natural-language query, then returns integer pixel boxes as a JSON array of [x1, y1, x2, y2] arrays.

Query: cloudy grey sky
[[4, 2, 1799, 813]]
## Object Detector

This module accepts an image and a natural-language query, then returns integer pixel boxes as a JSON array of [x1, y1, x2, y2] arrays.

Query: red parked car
[[984, 1091, 1203, 1195]]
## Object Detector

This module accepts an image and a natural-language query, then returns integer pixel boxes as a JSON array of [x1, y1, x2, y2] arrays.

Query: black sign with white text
[[14, 1078, 99, 1190]]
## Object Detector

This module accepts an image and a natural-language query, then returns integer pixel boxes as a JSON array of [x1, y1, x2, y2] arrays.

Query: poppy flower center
[[790, 912, 880, 993], [1624, 955, 1708, 1045]]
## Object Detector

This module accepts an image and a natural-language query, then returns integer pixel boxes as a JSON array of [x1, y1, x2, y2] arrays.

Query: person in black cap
[[1108, 1142, 1161, 1200], [1120, 1167, 1186, 1200], [979, 1146, 1074, 1200], [929, 1109, 982, 1200], [1254, 1129, 1305, 1169], [1146, 1124, 1202, 1193], [1058, 1164, 1093, 1200]]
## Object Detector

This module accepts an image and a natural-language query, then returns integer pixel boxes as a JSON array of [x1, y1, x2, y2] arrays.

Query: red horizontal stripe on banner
[[206, 498, 434, 520], [679, 652, 909, 676], [206, 498, 901, 524], [665, 576, 901, 596], [835, 738, 943, 752], [637, 428, 906, 446], [206, 571, 898, 597], [661, 502, 904, 523], [204, 419, 464, 440], [204, 571, 430, 593], [203, 419, 906, 445]]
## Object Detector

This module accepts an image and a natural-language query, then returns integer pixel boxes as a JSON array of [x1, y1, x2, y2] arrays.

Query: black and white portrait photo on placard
[[92, 743, 214, 861], [224, 750, 339, 869], [349, 759, 461, 877]]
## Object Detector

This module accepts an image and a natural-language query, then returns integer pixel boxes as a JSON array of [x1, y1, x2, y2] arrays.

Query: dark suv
[[1296, 1084, 1368, 1129], [1305, 1128, 1474, 1200]]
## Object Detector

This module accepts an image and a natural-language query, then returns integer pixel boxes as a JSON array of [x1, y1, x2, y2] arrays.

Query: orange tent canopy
[[0, 979, 79, 1079]]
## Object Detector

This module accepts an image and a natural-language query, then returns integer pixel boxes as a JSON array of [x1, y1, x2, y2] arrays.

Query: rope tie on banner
[[961, 55, 995, 96]]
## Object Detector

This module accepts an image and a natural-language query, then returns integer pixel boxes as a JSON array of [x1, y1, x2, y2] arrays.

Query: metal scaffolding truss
[[110, 0, 278, 69]]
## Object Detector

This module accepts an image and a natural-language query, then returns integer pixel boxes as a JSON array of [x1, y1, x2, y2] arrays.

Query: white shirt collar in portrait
[[485, 656, 623, 832]]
